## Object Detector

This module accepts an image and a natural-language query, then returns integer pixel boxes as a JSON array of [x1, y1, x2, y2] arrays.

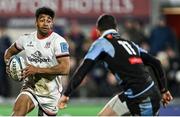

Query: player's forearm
[[37, 63, 70, 75], [64, 59, 95, 96], [141, 52, 167, 92], [4, 49, 13, 63], [4, 44, 20, 63], [37, 56, 70, 75], [151, 60, 167, 93]]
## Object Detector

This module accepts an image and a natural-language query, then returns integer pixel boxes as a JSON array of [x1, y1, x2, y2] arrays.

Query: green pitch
[[0, 103, 104, 116]]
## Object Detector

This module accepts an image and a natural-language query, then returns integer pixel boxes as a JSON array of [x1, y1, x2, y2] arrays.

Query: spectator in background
[[65, 20, 86, 97], [149, 16, 177, 56], [53, 25, 65, 37], [149, 16, 179, 96], [88, 63, 114, 97], [133, 19, 150, 51], [157, 47, 180, 97], [67, 20, 86, 69], [122, 18, 147, 47], [0, 19, 11, 99]]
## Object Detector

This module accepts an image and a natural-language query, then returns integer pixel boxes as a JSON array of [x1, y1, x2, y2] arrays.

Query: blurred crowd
[[0, 19, 12, 100], [1, 16, 180, 100]]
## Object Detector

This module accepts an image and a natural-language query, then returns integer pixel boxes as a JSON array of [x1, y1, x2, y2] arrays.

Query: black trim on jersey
[[64, 59, 95, 96], [140, 52, 167, 93], [56, 54, 70, 58], [14, 43, 23, 51]]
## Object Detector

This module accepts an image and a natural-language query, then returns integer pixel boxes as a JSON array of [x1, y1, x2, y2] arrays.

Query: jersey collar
[[101, 29, 118, 38], [36, 31, 53, 40]]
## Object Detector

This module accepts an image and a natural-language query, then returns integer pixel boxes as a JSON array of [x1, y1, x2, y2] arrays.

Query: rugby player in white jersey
[[4, 7, 70, 116]]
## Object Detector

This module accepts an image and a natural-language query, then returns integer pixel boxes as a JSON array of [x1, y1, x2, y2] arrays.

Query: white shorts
[[103, 94, 129, 115], [16, 89, 61, 115]]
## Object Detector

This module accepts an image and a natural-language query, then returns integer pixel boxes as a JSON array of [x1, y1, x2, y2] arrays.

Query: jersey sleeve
[[54, 37, 70, 58], [15, 35, 26, 51], [140, 49, 167, 93], [64, 59, 95, 96], [85, 39, 114, 60], [132, 42, 168, 92], [84, 41, 103, 60]]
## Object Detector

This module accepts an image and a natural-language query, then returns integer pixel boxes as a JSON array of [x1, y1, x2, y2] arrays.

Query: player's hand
[[22, 64, 38, 78], [5, 59, 11, 78], [58, 95, 69, 109], [161, 90, 173, 108]]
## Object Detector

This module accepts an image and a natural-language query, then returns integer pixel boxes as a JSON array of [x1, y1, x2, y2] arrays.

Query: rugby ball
[[9, 55, 26, 81]]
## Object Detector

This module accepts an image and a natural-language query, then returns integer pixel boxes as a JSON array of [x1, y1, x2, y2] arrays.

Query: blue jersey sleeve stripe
[[85, 38, 115, 60], [85, 40, 103, 60]]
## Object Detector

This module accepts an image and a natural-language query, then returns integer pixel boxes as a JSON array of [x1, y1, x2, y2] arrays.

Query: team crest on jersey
[[45, 42, 51, 48], [60, 42, 68, 53]]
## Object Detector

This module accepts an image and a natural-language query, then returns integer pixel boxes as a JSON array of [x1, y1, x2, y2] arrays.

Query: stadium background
[[0, 0, 180, 115]]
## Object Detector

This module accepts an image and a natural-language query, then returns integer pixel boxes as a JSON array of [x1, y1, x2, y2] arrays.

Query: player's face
[[36, 14, 53, 35]]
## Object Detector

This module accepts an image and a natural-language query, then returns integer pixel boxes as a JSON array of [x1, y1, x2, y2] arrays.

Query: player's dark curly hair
[[96, 14, 117, 32], [35, 7, 55, 19]]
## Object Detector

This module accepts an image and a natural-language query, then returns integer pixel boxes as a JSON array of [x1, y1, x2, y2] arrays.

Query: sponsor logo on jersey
[[60, 42, 68, 53], [128, 57, 143, 64], [27, 41, 34, 47], [27, 51, 50, 63]]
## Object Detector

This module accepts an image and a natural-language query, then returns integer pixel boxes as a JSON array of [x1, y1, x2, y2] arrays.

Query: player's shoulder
[[51, 32, 67, 42], [19, 31, 35, 39], [88, 37, 110, 51], [94, 36, 110, 45]]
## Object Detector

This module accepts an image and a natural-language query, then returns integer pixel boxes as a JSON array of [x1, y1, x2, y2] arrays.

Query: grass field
[[1, 98, 180, 116], [0, 98, 106, 116], [0, 104, 104, 116]]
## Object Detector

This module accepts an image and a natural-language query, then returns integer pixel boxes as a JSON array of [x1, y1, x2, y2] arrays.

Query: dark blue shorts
[[123, 85, 161, 116]]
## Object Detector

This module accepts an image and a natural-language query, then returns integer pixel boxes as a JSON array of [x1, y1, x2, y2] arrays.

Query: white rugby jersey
[[15, 31, 69, 96]]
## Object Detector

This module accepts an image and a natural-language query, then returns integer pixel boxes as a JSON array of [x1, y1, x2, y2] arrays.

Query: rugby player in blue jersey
[[59, 14, 173, 116]]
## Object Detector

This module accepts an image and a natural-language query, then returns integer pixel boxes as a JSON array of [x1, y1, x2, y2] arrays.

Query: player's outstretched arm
[[140, 52, 168, 93], [64, 59, 95, 96], [58, 59, 95, 109], [140, 51, 173, 107]]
